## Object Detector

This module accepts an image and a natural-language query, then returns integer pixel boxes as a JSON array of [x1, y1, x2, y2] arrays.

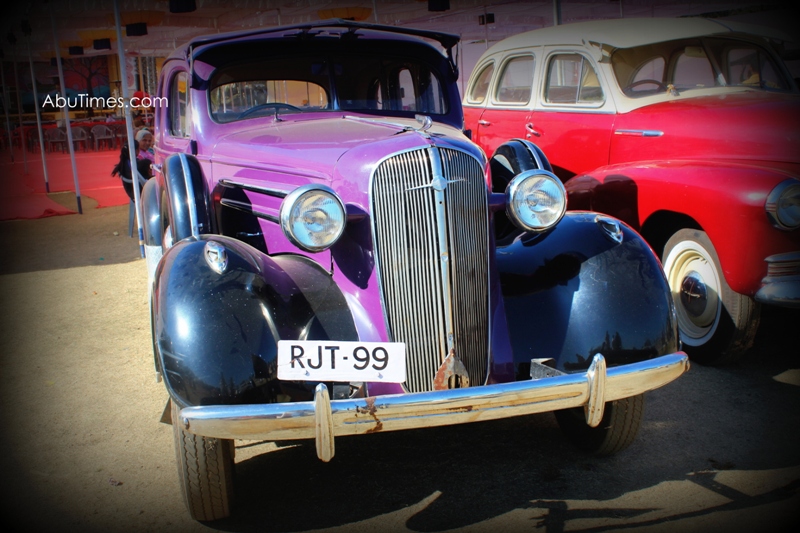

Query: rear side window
[[725, 47, 787, 90], [545, 53, 604, 105], [170, 72, 191, 137], [467, 63, 494, 104], [673, 47, 716, 89], [495, 56, 534, 104]]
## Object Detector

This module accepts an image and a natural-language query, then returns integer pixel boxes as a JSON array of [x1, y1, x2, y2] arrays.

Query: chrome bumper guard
[[755, 252, 800, 308], [177, 352, 689, 462]]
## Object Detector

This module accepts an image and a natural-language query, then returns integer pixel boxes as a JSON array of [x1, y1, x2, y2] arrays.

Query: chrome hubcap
[[679, 271, 708, 318]]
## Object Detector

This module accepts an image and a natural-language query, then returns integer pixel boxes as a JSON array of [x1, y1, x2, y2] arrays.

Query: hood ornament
[[414, 114, 433, 132]]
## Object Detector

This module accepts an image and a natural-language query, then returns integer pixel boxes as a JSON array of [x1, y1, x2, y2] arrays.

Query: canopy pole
[[12, 53, 29, 174], [50, 13, 82, 213], [27, 35, 50, 192], [114, 0, 145, 258], [1, 60, 15, 162]]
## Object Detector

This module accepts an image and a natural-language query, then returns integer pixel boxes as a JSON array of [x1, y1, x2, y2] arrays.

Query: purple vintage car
[[142, 20, 689, 521]]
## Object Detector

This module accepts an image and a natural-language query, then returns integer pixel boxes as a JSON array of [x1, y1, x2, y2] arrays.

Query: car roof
[[484, 17, 794, 54], [167, 18, 460, 63]]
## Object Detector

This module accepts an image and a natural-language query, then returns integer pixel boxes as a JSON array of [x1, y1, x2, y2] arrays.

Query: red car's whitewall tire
[[662, 229, 760, 365]]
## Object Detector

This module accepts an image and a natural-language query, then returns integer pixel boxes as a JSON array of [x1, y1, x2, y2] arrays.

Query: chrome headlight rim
[[766, 178, 800, 231], [280, 184, 346, 252], [505, 169, 567, 232]]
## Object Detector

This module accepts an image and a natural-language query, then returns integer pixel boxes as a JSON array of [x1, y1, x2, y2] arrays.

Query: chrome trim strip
[[178, 153, 199, 238], [614, 129, 664, 137], [518, 139, 546, 169], [430, 146, 456, 356], [178, 352, 689, 441], [219, 198, 279, 223], [219, 179, 290, 198]]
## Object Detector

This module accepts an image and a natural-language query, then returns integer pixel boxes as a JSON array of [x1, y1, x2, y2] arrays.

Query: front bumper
[[754, 252, 800, 308], [176, 352, 688, 461]]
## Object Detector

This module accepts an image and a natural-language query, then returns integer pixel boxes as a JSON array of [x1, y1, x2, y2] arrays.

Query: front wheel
[[172, 401, 235, 521], [662, 229, 760, 365], [554, 394, 644, 456]]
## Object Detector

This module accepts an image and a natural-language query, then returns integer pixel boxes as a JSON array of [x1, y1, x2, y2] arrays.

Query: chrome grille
[[372, 147, 489, 393]]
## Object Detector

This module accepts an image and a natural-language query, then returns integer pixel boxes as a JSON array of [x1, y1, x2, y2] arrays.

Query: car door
[[529, 49, 617, 180], [155, 68, 193, 160], [463, 58, 496, 148], [477, 53, 538, 160], [464, 51, 540, 158]]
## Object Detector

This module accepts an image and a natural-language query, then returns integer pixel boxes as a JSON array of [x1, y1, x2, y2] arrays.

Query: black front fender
[[152, 235, 357, 407], [497, 212, 678, 373]]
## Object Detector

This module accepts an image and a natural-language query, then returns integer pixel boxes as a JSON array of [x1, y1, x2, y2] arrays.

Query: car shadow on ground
[[208, 306, 800, 532]]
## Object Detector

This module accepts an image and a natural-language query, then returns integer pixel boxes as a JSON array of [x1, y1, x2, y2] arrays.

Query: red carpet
[[1, 146, 130, 220]]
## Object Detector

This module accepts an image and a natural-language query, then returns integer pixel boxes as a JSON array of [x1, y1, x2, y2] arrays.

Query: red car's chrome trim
[[614, 129, 664, 137]]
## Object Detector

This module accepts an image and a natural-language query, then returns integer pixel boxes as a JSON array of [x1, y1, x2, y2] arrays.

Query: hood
[[210, 114, 472, 183]]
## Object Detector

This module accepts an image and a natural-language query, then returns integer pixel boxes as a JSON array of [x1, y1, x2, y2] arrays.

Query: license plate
[[277, 341, 406, 383]]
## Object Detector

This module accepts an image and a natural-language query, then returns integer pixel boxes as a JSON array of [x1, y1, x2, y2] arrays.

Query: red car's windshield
[[611, 36, 793, 97]]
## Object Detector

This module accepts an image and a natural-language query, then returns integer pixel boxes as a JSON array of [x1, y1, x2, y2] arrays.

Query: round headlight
[[506, 170, 566, 232], [766, 179, 800, 230], [280, 185, 346, 252]]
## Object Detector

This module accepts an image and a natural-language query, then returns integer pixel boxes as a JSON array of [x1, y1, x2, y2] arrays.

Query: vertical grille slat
[[372, 147, 489, 393]]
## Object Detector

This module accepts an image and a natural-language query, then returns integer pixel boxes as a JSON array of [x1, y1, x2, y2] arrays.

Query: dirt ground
[[1, 203, 798, 533]]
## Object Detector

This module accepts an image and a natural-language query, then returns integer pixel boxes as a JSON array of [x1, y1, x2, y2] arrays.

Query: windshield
[[209, 53, 448, 123], [611, 37, 792, 98]]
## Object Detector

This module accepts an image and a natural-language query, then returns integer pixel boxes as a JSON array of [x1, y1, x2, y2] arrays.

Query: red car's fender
[[564, 160, 799, 296]]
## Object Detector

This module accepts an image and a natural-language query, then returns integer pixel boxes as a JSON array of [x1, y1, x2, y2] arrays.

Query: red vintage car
[[464, 17, 800, 365]]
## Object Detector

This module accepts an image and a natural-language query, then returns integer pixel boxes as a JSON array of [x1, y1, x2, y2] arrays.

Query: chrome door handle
[[525, 123, 541, 137], [478, 119, 491, 126]]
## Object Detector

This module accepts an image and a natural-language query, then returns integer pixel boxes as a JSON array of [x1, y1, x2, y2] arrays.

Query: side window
[[726, 48, 786, 90], [633, 57, 666, 84], [622, 57, 667, 96], [169, 72, 191, 138], [398, 69, 416, 111], [391, 67, 445, 114], [673, 47, 715, 89], [545, 54, 604, 105], [467, 63, 494, 104], [495, 56, 534, 104]]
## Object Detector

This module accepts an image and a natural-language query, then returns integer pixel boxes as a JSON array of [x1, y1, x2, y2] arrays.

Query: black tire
[[172, 401, 235, 521], [662, 229, 760, 365], [555, 394, 644, 456]]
